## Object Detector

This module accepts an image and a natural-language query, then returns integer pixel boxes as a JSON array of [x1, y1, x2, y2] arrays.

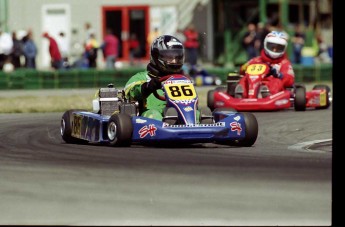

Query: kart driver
[[124, 35, 185, 120], [235, 31, 295, 98]]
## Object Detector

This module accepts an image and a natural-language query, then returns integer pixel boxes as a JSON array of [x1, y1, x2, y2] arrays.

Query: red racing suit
[[238, 49, 295, 97]]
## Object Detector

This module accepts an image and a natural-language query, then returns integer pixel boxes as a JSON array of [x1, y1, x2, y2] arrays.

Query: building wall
[[6, 0, 184, 69]]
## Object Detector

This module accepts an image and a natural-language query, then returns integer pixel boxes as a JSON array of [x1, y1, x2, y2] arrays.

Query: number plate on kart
[[163, 83, 197, 101], [246, 64, 267, 75]]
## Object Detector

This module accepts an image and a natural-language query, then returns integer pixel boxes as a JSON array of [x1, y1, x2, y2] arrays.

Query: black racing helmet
[[150, 35, 185, 75]]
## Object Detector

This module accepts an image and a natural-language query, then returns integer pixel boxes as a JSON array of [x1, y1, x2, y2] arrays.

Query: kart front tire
[[107, 113, 133, 147], [61, 109, 88, 144], [207, 89, 215, 111]]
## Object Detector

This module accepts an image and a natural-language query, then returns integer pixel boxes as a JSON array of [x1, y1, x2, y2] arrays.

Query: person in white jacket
[[0, 29, 14, 70]]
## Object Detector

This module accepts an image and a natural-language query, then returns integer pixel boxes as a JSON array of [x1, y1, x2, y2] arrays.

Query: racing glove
[[269, 67, 283, 79], [141, 77, 161, 97]]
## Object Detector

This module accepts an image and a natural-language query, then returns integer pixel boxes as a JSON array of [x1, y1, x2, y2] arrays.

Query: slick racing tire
[[312, 84, 331, 109], [107, 113, 133, 147], [230, 112, 258, 147], [61, 109, 88, 144], [216, 112, 258, 147], [207, 89, 215, 111], [294, 86, 306, 111]]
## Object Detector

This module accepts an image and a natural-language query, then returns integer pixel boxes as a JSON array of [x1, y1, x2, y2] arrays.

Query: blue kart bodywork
[[65, 110, 249, 144], [61, 74, 258, 147]]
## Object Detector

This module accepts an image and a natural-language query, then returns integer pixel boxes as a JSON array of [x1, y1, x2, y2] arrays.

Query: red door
[[102, 6, 149, 62]]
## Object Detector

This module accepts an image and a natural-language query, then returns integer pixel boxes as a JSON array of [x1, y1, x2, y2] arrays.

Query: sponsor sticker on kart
[[320, 90, 327, 106], [230, 121, 242, 135], [71, 114, 83, 138], [139, 124, 157, 138]]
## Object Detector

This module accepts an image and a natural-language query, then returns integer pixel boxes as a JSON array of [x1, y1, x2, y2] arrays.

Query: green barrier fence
[[0, 64, 332, 90]]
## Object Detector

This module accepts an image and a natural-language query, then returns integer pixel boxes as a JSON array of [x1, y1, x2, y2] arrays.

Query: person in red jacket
[[101, 28, 119, 69], [183, 23, 199, 66], [235, 31, 295, 98], [42, 32, 63, 70]]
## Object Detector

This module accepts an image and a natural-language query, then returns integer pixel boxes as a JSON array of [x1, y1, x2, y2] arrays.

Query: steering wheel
[[153, 75, 173, 101]]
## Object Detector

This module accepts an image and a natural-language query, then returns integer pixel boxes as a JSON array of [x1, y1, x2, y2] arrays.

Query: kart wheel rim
[[60, 119, 66, 136], [107, 122, 117, 140]]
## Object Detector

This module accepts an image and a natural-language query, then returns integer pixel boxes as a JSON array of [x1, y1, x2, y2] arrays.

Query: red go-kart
[[207, 62, 332, 112]]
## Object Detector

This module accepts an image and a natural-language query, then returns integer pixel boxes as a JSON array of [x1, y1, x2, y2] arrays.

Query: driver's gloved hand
[[141, 77, 161, 97], [269, 67, 283, 79]]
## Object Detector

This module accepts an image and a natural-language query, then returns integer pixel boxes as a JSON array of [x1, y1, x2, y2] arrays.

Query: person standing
[[183, 23, 199, 66], [291, 24, 305, 64], [101, 28, 119, 69], [22, 30, 37, 69], [0, 29, 13, 70], [254, 22, 270, 54], [85, 33, 100, 68], [42, 32, 63, 70], [11, 31, 23, 69], [56, 31, 69, 66], [242, 23, 258, 60]]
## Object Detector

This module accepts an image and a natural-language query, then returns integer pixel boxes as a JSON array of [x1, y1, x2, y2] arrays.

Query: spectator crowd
[[241, 21, 332, 64], [0, 22, 120, 72], [0, 20, 333, 73]]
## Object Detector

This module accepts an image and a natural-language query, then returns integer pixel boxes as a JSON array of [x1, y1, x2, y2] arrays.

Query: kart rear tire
[[312, 84, 331, 109], [294, 86, 306, 111], [61, 109, 88, 144], [107, 113, 133, 147], [207, 89, 215, 111]]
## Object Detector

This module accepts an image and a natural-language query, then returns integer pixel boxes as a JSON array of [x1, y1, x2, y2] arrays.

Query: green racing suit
[[124, 71, 166, 120]]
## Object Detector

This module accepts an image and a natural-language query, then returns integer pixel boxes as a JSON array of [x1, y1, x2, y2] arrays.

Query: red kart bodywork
[[305, 89, 329, 108], [208, 63, 331, 112], [212, 90, 291, 111]]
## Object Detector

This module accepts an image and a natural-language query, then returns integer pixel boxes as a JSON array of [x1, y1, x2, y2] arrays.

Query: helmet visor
[[159, 49, 184, 65], [266, 42, 285, 53]]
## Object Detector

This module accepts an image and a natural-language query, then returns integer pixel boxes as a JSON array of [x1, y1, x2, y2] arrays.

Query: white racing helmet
[[263, 31, 288, 59]]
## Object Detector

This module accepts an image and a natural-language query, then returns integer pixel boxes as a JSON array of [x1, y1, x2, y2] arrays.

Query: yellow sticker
[[164, 83, 196, 101], [246, 64, 267, 75], [319, 90, 327, 106]]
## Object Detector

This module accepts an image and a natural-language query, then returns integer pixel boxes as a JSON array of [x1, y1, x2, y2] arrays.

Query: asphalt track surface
[[0, 104, 332, 225]]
